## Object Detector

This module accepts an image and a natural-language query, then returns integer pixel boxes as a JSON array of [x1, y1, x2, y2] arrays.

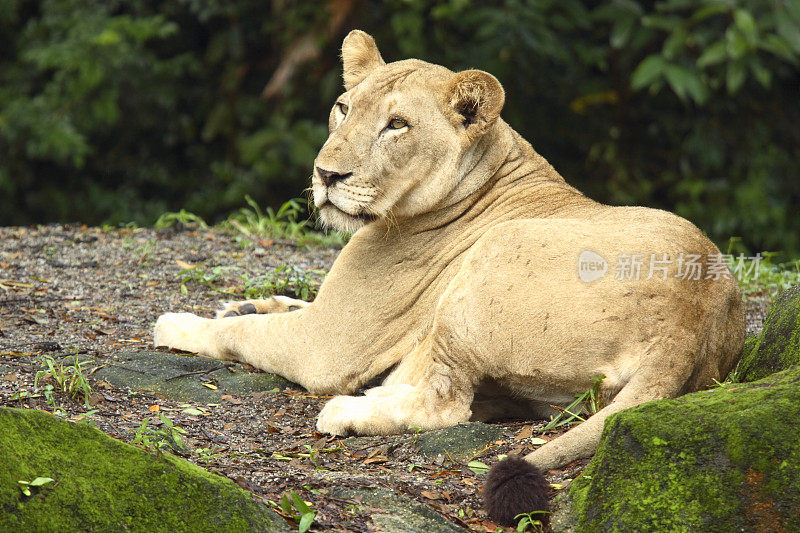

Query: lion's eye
[[337, 103, 349, 115], [388, 118, 408, 129]]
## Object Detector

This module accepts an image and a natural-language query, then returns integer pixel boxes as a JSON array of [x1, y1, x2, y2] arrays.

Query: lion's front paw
[[317, 386, 419, 436], [154, 312, 218, 356], [317, 396, 383, 435], [215, 296, 309, 318], [316, 395, 364, 436]]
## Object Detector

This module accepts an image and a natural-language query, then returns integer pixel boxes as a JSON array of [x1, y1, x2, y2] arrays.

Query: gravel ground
[[0, 224, 773, 531]]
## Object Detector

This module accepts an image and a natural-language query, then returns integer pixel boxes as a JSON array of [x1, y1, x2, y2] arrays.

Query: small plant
[[515, 510, 549, 532], [193, 446, 223, 465], [34, 355, 92, 407], [155, 209, 209, 230], [303, 444, 319, 469], [18, 477, 54, 497], [9, 389, 30, 402], [272, 490, 315, 533], [408, 424, 423, 446], [543, 375, 605, 431], [177, 264, 231, 294], [132, 413, 187, 455], [224, 196, 347, 247], [135, 240, 156, 265], [242, 266, 325, 301]]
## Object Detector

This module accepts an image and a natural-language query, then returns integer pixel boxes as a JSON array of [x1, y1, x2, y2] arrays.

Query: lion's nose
[[316, 167, 352, 187]]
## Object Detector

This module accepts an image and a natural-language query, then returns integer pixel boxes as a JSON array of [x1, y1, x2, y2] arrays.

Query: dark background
[[1, 0, 798, 258]]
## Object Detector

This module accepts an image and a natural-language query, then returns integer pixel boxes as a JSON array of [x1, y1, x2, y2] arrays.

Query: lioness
[[155, 31, 745, 523]]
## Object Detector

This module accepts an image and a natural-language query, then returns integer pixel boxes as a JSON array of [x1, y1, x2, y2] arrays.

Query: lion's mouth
[[354, 211, 377, 222], [321, 201, 377, 223]]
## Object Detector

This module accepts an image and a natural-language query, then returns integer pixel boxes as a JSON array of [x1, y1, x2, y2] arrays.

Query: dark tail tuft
[[483, 455, 550, 526]]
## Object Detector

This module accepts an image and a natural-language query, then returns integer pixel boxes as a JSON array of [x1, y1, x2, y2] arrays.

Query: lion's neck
[[397, 121, 597, 235]]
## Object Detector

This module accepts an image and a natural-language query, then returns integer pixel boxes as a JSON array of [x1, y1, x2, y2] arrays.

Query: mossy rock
[[328, 487, 465, 532], [557, 367, 800, 532], [415, 422, 505, 462], [0, 407, 287, 531], [91, 351, 299, 403], [738, 284, 800, 382]]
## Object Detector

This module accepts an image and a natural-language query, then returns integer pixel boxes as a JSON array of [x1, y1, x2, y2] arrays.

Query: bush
[[1, 1, 798, 258]]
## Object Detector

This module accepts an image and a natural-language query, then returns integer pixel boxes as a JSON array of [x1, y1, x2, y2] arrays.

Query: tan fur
[[154, 31, 745, 471]]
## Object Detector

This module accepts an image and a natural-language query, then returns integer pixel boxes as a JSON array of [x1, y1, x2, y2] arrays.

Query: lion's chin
[[318, 203, 377, 234]]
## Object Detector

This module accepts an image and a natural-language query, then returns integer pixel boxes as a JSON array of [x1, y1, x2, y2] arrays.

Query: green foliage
[[193, 446, 223, 465], [736, 255, 800, 298], [0, 1, 798, 258], [223, 197, 346, 247], [34, 355, 92, 408], [155, 209, 209, 231], [132, 413, 188, 455], [241, 265, 325, 301], [177, 260, 325, 301], [543, 375, 605, 431], [17, 477, 55, 497], [272, 490, 316, 533], [515, 510, 548, 533], [178, 264, 231, 294]]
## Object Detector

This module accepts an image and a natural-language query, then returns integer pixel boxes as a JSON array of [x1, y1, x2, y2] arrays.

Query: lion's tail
[[483, 456, 550, 526]]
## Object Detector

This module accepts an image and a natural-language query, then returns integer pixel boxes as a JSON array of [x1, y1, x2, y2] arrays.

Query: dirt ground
[[0, 224, 772, 531]]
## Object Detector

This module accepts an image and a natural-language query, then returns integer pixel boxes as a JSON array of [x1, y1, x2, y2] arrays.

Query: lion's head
[[313, 30, 506, 233]]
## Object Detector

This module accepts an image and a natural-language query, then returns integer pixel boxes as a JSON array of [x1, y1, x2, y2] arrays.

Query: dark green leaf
[[298, 512, 315, 533], [631, 55, 667, 89], [697, 41, 727, 68], [733, 10, 757, 44], [726, 61, 746, 93], [291, 491, 311, 515]]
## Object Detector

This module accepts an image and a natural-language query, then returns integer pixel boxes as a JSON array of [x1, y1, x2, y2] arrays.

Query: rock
[[737, 284, 800, 382], [91, 351, 300, 403], [415, 422, 505, 462], [553, 367, 800, 532], [328, 487, 466, 532], [0, 407, 287, 531]]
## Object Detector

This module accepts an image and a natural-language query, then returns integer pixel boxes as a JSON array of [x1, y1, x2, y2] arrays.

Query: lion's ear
[[341, 30, 385, 90], [446, 70, 505, 134]]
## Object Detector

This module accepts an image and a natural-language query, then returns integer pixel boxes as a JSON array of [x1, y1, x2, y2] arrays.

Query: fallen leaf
[[201, 382, 218, 390], [515, 425, 533, 441], [0, 280, 33, 288], [467, 461, 489, 475], [149, 405, 160, 412], [421, 490, 443, 500], [363, 455, 388, 465], [530, 437, 548, 445], [175, 259, 196, 269]]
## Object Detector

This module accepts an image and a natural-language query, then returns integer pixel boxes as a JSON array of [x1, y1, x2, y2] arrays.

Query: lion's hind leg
[[216, 295, 310, 318], [483, 343, 698, 525]]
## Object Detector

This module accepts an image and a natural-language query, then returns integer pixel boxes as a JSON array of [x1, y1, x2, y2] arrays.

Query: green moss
[[0, 407, 285, 532], [566, 368, 800, 532], [738, 284, 800, 382]]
